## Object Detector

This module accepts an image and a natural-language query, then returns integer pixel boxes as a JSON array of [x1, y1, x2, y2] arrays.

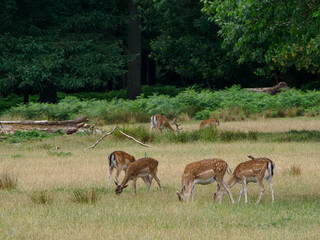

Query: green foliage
[[4, 87, 320, 123], [202, 0, 320, 74], [0, 0, 129, 100], [2, 130, 63, 143], [137, 0, 254, 87]]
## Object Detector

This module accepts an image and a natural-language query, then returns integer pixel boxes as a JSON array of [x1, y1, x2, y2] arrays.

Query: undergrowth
[[2, 86, 320, 123]]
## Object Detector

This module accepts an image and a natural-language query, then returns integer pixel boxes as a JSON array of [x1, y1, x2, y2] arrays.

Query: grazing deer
[[115, 157, 162, 195], [176, 159, 234, 204], [150, 114, 182, 132], [225, 155, 275, 204], [200, 118, 219, 129], [108, 150, 136, 187]]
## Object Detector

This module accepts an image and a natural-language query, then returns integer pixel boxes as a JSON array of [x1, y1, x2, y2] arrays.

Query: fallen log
[[245, 82, 289, 95], [0, 117, 89, 135]]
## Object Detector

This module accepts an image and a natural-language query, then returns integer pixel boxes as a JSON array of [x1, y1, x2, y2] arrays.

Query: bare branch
[[86, 126, 152, 150], [116, 127, 152, 148], [86, 126, 117, 149]]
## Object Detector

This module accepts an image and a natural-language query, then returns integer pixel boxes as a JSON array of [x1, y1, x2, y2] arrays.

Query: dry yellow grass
[[0, 118, 320, 239], [103, 116, 320, 133]]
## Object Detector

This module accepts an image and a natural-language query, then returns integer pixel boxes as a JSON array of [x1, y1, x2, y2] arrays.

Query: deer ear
[[114, 181, 119, 186], [182, 185, 186, 193], [123, 184, 128, 189]]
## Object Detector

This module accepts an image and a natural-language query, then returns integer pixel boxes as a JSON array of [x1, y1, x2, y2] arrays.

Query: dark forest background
[[1, 0, 319, 104]]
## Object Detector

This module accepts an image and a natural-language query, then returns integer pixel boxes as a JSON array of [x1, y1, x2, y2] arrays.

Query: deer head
[[114, 181, 128, 195]]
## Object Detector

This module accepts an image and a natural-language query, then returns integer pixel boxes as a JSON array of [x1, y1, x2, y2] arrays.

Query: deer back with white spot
[[226, 155, 275, 204], [177, 159, 234, 203], [199, 118, 219, 129]]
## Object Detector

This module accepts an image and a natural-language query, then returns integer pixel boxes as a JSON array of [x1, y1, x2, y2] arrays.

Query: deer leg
[[115, 165, 124, 184], [142, 176, 152, 194], [242, 178, 248, 204], [267, 177, 274, 203], [132, 177, 138, 195], [257, 179, 265, 204], [108, 166, 114, 187], [191, 185, 195, 202], [152, 174, 162, 194], [238, 185, 245, 203], [222, 180, 234, 204]]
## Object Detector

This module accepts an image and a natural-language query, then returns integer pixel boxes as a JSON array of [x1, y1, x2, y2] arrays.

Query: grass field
[[1, 118, 320, 239]]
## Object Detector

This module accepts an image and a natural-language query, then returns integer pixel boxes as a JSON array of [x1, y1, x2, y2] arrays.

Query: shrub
[[288, 165, 302, 176], [4, 86, 320, 123], [71, 189, 100, 204], [31, 191, 54, 204], [0, 171, 18, 190]]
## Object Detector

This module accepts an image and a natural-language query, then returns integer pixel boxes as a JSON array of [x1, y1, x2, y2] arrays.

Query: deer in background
[[200, 118, 219, 129], [115, 157, 162, 195], [176, 158, 234, 204], [108, 150, 136, 187], [150, 114, 182, 132], [224, 155, 275, 204]]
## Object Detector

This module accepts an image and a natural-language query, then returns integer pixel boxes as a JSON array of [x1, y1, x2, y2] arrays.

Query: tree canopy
[[202, 0, 320, 76]]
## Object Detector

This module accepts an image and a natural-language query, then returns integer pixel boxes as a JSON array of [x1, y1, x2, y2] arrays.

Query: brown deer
[[199, 118, 219, 129], [225, 155, 275, 204], [115, 157, 162, 195], [150, 114, 182, 132], [176, 159, 234, 204], [108, 150, 136, 187]]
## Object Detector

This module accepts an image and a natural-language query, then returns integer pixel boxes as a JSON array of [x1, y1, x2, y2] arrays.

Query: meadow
[[0, 118, 320, 239]]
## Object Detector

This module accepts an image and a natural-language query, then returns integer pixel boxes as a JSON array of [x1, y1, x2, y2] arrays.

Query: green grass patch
[[1, 130, 63, 143], [31, 191, 54, 205], [71, 189, 100, 204]]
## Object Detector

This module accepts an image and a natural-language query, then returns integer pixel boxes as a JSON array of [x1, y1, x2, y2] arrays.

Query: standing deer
[[108, 150, 136, 187], [150, 114, 182, 132], [225, 155, 275, 204], [176, 158, 234, 204], [199, 118, 219, 129], [115, 157, 162, 195]]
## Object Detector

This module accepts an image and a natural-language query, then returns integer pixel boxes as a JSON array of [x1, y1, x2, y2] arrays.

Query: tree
[[136, 0, 256, 88], [0, 0, 129, 102], [202, 0, 320, 76], [127, 0, 142, 99]]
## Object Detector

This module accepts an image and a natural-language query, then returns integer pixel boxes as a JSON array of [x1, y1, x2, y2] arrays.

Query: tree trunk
[[38, 80, 58, 103], [127, 0, 141, 100], [23, 93, 29, 104], [147, 56, 156, 85]]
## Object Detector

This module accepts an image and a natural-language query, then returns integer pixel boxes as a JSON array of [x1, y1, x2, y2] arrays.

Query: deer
[[150, 114, 182, 132], [223, 155, 275, 204], [199, 118, 219, 129], [108, 150, 136, 187], [115, 157, 162, 195], [176, 158, 234, 204]]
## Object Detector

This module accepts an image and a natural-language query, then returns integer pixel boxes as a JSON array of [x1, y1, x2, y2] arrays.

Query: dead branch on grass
[[86, 126, 152, 149]]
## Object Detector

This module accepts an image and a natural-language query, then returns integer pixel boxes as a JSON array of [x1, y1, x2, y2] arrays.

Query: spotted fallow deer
[[225, 155, 275, 204], [176, 159, 234, 204], [199, 118, 219, 129], [150, 114, 182, 132], [115, 157, 162, 195], [108, 150, 136, 187]]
